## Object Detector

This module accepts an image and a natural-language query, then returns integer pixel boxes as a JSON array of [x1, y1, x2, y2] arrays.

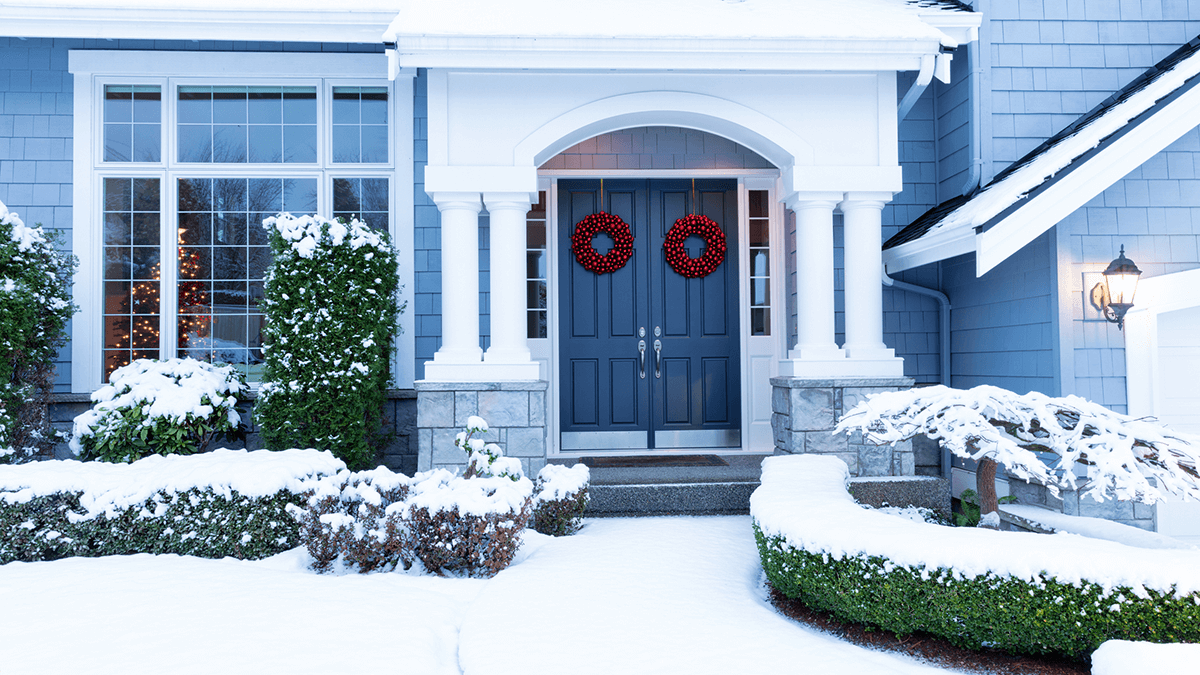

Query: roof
[[884, 35, 1200, 276], [0, 1, 397, 43], [384, 0, 980, 71]]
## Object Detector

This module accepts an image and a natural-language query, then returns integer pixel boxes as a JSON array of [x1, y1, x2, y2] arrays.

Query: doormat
[[580, 455, 729, 468]]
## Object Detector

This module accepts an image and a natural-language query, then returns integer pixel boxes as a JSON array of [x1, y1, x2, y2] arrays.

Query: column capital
[[783, 191, 842, 209], [840, 191, 893, 208], [483, 191, 535, 211], [431, 192, 482, 212]]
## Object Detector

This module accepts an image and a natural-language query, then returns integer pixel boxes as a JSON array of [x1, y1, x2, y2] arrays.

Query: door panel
[[559, 178, 740, 450]]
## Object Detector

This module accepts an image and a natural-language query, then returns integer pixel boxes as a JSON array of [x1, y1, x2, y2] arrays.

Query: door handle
[[653, 339, 662, 379], [638, 339, 647, 379]]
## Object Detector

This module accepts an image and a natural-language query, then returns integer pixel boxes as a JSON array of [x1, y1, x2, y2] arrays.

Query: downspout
[[961, 0, 986, 195], [882, 269, 952, 480], [881, 270, 951, 386]]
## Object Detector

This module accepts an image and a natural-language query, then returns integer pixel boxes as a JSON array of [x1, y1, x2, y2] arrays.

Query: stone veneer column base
[[770, 376, 915, 477], [415, 380, 548, 476]]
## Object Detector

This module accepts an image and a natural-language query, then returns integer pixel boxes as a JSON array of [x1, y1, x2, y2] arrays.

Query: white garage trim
[[1124, 267, 1200, 420]]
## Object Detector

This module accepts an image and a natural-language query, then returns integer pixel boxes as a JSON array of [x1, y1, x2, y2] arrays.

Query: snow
[[752, 455, 1200, 598], [0, 516, 961, 675], [403, 469, 533, 518], [916, 44, 1200, 239], [0, 449, 345, 519], [534, 463, 590, 503], [264, 213, 386, 260], [384, 0, 962, 46], [1092, 640, 1200, 675], [0, 201, 47, 253], [1001, 503, 1195, 550]]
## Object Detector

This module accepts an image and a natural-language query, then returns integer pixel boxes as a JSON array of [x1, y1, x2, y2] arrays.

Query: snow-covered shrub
[[456, 416, 525, 481], [403, 469, 534, 577], [532, 463, 589, 536], [0, 202, 77, 463], [288, 466, 410, 573], [0, 448, 343, 563], [70, 358, 247, 463], [752, 455, 1200, 659], [255, 214, 401, 471]]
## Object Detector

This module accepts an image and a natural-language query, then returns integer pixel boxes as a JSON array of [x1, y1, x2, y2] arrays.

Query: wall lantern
[[1090, 245, 1142, 330]]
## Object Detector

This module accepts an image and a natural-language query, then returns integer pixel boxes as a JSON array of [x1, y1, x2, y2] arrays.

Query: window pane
[[103, 177, 161, 380], [283, 178, 317, 213], [331, 86, 389, 164], [333, 177, 388, 229], [526, 192, 548, 339], [105, 85, 162, 163], [180, 85, 315, 164]]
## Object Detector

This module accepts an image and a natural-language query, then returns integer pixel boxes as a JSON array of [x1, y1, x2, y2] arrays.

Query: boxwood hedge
[[755, 524, 1200, 659], [1, 488, 305, 564]]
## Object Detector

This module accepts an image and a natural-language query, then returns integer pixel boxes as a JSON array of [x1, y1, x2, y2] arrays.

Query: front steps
[[547, 454, 768, 517]]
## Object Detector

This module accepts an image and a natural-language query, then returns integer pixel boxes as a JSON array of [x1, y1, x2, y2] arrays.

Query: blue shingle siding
[[0, 37, 387, 391], [940, 231, 1057, 394], [412, 69, 439, 380], [540, 127, 773, 171]]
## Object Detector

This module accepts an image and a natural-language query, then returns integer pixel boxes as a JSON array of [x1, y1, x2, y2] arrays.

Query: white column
[[425, 192, 483, 379], [788, 195, 843, 361], [482, 192, 539, 379], [841, 195, 889, 358]]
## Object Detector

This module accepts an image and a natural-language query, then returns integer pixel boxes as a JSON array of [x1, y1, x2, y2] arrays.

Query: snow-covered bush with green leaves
[[0, 201, 77, 463], [456, 415, 525, 481], [70, 358, 247, 463], [532, 463, 590, 536], [0, 448, 343, 563], [255, 214, 400, 470]]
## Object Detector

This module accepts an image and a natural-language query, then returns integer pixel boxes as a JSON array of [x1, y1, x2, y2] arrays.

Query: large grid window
[[748, 189, 771, 336], [526, 191, 548, 339], [95, 76, 393, 382]]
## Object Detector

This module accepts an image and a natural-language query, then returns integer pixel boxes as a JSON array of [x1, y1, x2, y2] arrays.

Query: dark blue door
[[559, 179, 741, 451]]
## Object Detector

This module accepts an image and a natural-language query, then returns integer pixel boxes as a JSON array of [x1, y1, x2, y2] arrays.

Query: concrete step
[[585, 480, 759, 517]]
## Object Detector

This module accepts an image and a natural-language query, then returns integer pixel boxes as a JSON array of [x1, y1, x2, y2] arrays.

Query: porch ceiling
[[384, 0, 980, 71]]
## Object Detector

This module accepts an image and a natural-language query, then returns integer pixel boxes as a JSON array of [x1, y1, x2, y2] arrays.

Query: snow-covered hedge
[[751, 455, 1200, 659], [255, 214, 400, 470], [70, 358, 247, 463], [289, 466, 411, 573], [532, 463, 590, 537], [0, 202, 76, 463], [0, 449, 344, 563]]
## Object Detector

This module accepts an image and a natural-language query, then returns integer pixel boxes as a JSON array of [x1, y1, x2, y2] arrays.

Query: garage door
[[1151, 305, 1200, 540]]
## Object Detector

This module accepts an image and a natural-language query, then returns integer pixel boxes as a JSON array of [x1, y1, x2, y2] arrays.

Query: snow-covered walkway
[[0, 516, 956, 674]]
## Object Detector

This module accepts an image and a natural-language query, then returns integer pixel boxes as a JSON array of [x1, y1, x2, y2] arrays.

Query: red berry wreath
[[571, 212, 634, 275], [663, 214, 727, 278]]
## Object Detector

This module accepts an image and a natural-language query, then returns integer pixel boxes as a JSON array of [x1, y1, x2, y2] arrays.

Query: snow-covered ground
[[0, 516, 962, 675]]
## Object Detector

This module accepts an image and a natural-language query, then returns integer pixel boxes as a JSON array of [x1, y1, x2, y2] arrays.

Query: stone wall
[[415, 380, 548, 476], [770, 376, 916, 477], [1006, 476, 1157, 532]]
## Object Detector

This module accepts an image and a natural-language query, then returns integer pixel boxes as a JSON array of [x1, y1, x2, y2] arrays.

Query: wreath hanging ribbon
[[571, 212, 634, 274], [663, 214, 727, 278]]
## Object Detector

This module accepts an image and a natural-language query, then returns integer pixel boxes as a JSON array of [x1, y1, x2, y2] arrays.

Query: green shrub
[[0, 204, 77, 463], [288, 467, 410, 573], [755, 525, 1200, 659], [532, 463, 590, 537], [255, 215, 400, 470], [0, 488, 305, 564], [70, 358, 248, 463]]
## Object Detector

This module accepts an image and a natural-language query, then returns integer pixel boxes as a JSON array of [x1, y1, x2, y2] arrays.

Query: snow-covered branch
[[835, 385, 1200, 505]]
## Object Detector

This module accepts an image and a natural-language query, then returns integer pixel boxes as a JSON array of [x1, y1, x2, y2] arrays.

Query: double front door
[[559, 179, 741, 451]]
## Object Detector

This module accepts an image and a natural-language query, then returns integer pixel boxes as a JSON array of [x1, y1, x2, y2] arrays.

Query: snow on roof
[[885, 36, 1200, 257], [384, 0, 971, 46]]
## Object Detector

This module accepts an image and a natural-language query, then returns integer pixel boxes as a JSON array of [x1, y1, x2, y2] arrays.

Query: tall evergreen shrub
[[0, 203, 77, 463], [255, 215, 400, 469]]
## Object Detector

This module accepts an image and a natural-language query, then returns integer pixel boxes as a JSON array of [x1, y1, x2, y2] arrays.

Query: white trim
[[882, 221, 975, 274], [1125, 268, 1200, 420], [68, 50, 405, 392], [1, 3, 395, 44]]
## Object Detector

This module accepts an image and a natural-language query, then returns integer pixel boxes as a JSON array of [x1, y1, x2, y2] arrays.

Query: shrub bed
[[751, 455, 1200, 660], [0, 448, 343, 564]]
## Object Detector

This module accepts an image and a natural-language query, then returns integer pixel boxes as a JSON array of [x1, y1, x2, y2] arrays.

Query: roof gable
[[884, 36, 1200, 276]]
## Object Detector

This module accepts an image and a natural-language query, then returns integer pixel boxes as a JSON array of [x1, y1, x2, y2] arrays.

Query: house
[[2, 0, 1198, 528]]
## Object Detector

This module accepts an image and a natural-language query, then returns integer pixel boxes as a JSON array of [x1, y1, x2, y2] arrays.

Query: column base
[[423, 360, 541, 382], [779, 355, 904, 378]]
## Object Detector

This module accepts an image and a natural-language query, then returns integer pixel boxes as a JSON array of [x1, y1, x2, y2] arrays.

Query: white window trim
[[69, 50, 415, 393]]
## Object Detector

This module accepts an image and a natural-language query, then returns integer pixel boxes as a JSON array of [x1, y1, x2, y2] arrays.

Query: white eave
[[884, 37, 1200, 277], [383, 0, 979, 71], [0, 1, 396, 44]]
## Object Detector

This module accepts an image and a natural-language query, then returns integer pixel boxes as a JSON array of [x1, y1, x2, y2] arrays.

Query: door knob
[[653, 339, 662, 379], [638, 339, 647, 379]]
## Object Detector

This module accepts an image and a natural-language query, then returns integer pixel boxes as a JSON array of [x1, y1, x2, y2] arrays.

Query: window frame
[[70, 50, 415, 392]]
